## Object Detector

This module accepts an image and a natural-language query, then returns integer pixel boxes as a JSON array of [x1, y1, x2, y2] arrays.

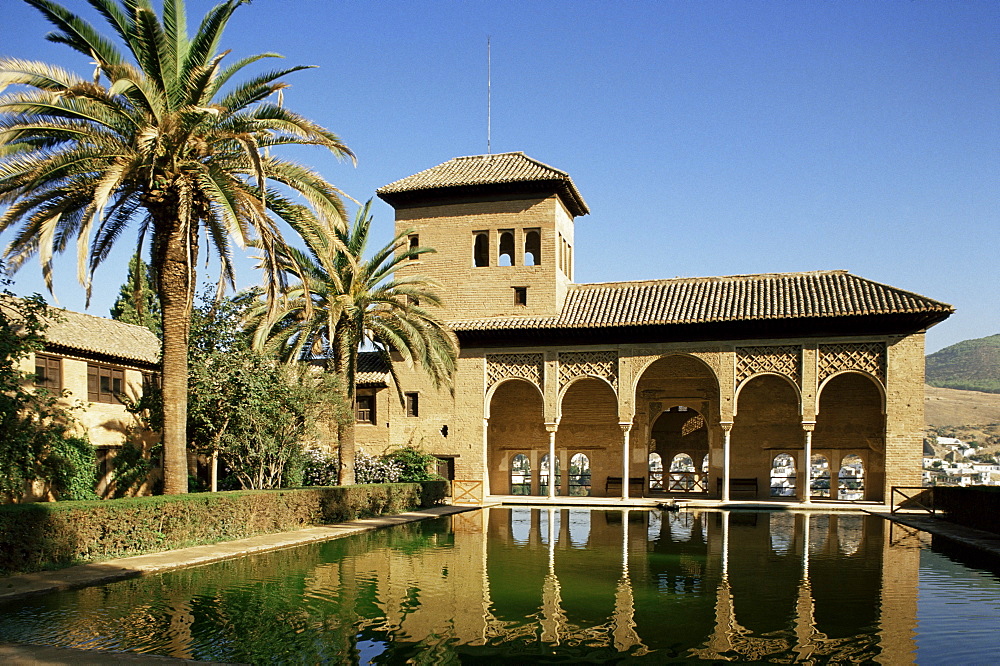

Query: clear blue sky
[[2, 0, 997, 353]]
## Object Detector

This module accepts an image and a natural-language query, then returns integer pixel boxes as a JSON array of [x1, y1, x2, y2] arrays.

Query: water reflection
[[0, 509, 956, 663]]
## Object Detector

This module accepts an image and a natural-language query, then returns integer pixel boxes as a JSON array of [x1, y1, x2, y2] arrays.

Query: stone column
[[482, 418, 490, 497], [800, 422, 816, 504], [546, 423, 558, 500], [620, 423, 632, 499], [720, 421, 734, 502]]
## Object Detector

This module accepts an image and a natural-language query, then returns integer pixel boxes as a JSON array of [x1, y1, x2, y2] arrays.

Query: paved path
[[868, 509, 1000, 560]]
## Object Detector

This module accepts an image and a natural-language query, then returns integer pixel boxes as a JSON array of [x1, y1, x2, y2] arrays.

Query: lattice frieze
[[558, 350, 618, 390], [818, 343, 886, 383], [736, 346, 801, 386], [486, 353, 544, 389]]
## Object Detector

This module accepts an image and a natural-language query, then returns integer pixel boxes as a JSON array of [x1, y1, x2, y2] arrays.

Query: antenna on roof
[[487, 36, 492, 154]]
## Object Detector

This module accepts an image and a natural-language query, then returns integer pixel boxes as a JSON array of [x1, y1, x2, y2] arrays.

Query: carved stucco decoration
[[818, 342, 886, 384], [486, 353, 544, 391], [736, 345, 802, 387], [558, 350, 618, 390]]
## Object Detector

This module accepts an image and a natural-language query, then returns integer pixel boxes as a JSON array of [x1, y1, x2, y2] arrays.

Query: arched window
[[524, 229, 541, 266], [510, 454, 530, 495], [569, 453, 591, 496], [838, 454, 865, 500], [539, 453, 561, 495], [669, 453, 697, 491], [473, 232, 489, 267], [498, 230, 514, 266], [811, 454, 831, 498], [770, 453, 796, 497], [648, 452, 663, 491]]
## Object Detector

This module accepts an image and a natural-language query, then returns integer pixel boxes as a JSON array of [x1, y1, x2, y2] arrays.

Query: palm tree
[[0, 0, 352, 493], [245, 201, 458, 485]]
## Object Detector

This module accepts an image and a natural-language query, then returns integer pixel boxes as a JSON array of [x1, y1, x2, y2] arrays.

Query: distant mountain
[[926, 333, 1000, 394]]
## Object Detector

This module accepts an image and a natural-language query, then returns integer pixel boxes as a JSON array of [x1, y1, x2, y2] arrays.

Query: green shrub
[[0, 481, 448, 575]]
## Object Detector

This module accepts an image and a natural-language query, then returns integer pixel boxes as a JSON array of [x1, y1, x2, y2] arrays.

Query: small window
[[473, 232, 489, 267], [513, 287, 527, 306], [407, 235, 419, 260], [88, 363, 125, 403], [524, 229, 541, 266], [407, 294, 420, 306], [356, 394, 376, 424], [405, 392, 419, 417], [34, 354, 62, 391], [498, 230, 514, 266]]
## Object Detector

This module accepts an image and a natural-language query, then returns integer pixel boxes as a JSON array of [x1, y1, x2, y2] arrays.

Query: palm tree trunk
[[155, 211, 196, 495], [335, 327, 356, 486]]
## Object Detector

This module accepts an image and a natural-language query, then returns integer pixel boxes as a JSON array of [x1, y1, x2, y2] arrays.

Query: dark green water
[[0, 508, 998, 663]]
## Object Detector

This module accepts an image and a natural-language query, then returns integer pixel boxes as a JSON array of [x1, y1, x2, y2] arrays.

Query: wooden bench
[[716, 477, 759, 496], [605, 476, 646, 494]]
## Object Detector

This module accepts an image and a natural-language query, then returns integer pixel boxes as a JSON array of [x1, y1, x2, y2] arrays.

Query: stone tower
[[376, 152, 589, 321]]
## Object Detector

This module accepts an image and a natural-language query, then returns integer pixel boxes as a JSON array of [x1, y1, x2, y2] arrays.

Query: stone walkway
[[0, 504, 479, 665], [868, 509, 1000, 560]]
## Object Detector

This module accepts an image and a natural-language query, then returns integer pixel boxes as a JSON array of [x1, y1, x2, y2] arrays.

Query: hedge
[[0, 480, 448, 576]]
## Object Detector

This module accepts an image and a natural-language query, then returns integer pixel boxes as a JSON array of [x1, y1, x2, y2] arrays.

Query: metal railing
[[891, 486, 934, 514]]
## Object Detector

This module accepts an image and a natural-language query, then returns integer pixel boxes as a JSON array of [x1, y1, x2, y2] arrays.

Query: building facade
[[358, 152, 952, 503], [19, 306, 161, 498]]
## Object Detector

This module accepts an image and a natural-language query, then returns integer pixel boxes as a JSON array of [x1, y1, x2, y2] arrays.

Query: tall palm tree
[[0, 0, 352, 493], [245, 201, 458, 485]]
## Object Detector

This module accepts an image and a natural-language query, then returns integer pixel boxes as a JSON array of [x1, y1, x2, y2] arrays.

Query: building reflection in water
[[0, 508, 924, 663]]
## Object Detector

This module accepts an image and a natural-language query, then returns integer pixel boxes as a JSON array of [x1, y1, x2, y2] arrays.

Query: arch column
[[720, 421, 734, 502], [545, 423, 559, 500], [799, 421, 816, 503], [620, 423, 632, 499]]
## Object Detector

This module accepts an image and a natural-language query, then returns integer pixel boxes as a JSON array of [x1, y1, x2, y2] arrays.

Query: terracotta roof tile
[[377, 152, 589, 217], [356, 351, 390, 385], [42, 307, 160, 364], [449, 270, 953, 332]]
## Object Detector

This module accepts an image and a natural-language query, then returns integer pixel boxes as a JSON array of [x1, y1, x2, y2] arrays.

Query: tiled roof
[[357, 351, 390, 385], [377, 152, 590, 217], [449, 270, 953, 332], [42, 307, 160, 364]]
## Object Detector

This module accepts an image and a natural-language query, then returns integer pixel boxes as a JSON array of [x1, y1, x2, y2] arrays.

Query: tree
[[187, 294, 349, 490], [110, 253, 161, 336], [245, 201, 458, 485], [0, 0, 352, 493]]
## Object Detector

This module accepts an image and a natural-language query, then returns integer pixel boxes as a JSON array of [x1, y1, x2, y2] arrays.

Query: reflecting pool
[[1, 508, 999, 663]]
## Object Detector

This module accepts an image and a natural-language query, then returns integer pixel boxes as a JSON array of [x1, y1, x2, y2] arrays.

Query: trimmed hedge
[[0, 481, 447, 575], [934, 486, 1000, 535]]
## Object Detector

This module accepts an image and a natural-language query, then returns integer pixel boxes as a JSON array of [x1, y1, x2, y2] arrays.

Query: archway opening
[[569, 453, 591, 496], [557, 377, 619, 496], [770, 453, 796, 497], [510, 454, 531, 495], [732, 374, 800, 500], [488, 379, 546, 495], [815, 372, 885, 501], [838, 454, 865, 500], [650, 406, 709, 494], [648, 452, 663, 491], [669, 452, 700, 492], [636, 355, 719, 496], [811, 454, 831, 498]]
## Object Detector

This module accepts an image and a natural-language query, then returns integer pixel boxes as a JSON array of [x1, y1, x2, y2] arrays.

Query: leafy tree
[[110, 253, 161, 337], [245, 201, 458, 485], [187, 294, 349, 490], [0, 0, 352, 494], [0, 284, 96, 501]]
